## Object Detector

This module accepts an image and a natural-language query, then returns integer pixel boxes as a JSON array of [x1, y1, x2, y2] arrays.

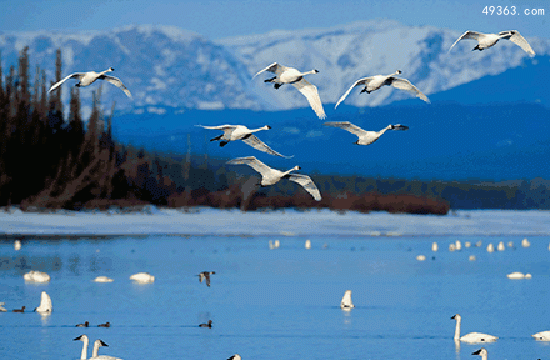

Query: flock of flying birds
[[47, 29, 536, 202]]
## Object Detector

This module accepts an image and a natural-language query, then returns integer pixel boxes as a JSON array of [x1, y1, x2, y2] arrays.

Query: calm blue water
[[1, 234, 550, 360]]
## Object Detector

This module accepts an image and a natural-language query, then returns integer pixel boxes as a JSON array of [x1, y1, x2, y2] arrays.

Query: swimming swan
[[340, 290, 354, 310], [228, 355, 242, 360], [197, 271, 215, 287], [452, 314, 498, 342], [129, 272, 155, 283], [94, 276, 114, 283], [0, 302, 6, 312], [532, 330, 550, 341], [48, 67, 132, 98], [449, 30, 535, 57], [24, 270, 50, 282], [74, 334, 90, 360], [226, 156, 322, 201], [196, 125, 292, 158], [335, 70, 429, 108], [254, 62, 326, 119], [324, 121, 409, 145], [472, 347, 488, 360], [34, 291, 52, 313], [91, 339, 123, 360]]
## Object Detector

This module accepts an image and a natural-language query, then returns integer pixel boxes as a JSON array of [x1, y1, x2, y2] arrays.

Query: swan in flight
[[196, 125, 293, 158], [226, 156, 321, 201], [472, 347, 488, 360], [335, 70, 429, 107], [34, 291, 52, 313], [197, 271, 216, 287], [91, 339, 123, 360], [532, 331, 550, 341], [254, 62, 326, 119], [452, 314, 498, 342], [449, 30, 535, 57], [48, 67, 132, 98], [324, 121, 409, 145], [340, 290, 355, 310]]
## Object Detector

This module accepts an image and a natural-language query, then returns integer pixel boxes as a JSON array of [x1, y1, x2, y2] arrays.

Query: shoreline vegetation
[[0, 47, 547, 216]]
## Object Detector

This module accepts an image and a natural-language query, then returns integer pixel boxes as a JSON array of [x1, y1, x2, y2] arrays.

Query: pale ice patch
[[147, 106, 166, 115], [197, 101, 224, 110]]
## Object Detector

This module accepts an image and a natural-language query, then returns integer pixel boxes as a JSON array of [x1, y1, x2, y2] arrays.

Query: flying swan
[[452, 314, 498, 342], [48, 67, 132, 98], [254, 62, 326, 119], [324, 121, 409, 145], [197, 271, 216, 287], [196, 125, 293, 158], [226, 156, 321, 201], [449, 30, 535, 57], [335, 70, 429, 108]]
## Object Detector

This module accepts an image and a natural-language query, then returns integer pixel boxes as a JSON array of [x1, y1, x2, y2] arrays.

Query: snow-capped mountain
[[0, 20, 548, 113]]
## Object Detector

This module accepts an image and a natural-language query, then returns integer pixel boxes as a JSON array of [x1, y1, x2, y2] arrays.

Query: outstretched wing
[[389, 78, 430, 103], [253, 62, 286, 78], [501, 30, 535, 57], [335, 77, 373, 108], [195, 124, 237, 130], [242, 134, 293, 159], [226, 156, 273, 176], [292, 78, 326, 119], [288, 174, 321, 201], [449, 30, 484, 52], [99, 74, 132, 98], [324, 121, 366, 137], [48, 73, 83, 93]]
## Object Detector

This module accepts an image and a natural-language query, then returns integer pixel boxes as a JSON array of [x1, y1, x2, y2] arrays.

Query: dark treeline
[[0, 47, 545, 214]]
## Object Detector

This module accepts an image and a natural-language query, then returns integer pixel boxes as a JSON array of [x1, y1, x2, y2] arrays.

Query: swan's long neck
[[80, 337, 89, 360], [454, 317, 461, 340], [302, 69, 318, 76], [92, 340, 100, 358], [480, 353, 487, 360], [284, 166, 300, 176], [252, 126, 269, 133]]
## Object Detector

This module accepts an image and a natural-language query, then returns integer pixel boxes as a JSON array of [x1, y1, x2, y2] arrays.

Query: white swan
[[74, 334, 90, 360], [506, 271, 531, 279], [449, 30, 535, 57], [196, 124, 292, 158], [226, 156, 321, 201], [228, 355, 241, 360], [532, 330, 550, 341], [324, 121, 409, 145], [0, 302, 7, 312], [335, 70, 429, 108], [48, 67, 132, 98], [197, 271, 216, 287], [452, 314, 498, 342], [34, 291, 52, 313], [129, 272, 155, 283], [254, 62, 326, 119], [91, 339, 123, 360], [340, 290, 354, 310], [24, 270, 50, 282], [472, 347, 488, 360], [94, 276, 114, 283]]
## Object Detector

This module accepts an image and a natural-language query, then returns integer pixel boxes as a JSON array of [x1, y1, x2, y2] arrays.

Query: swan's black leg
[[264, 76, 276, 82], [274, 84, 281, 90], [219, 141, 228, 147], [210, 135, 222, 142]]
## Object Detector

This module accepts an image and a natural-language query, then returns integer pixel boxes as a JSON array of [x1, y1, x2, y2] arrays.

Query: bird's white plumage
[[227, 156, 321, 201], [91, 339, 123, 360], [48, 68, 132, 97], [292, 78, 326, 119], [34, 291, 52, 313], [532, 330, 550, 341], [100, 75, 132, 98], [452, 314, 498, 342], [242, 134, 293, 159], [324, 121, 408, 146], [340, 290, 354, 309], [449, 31, 485, 51], [449, 30, 535, 57], [389, 78, 430, 103], [335, 77, 373, 108]]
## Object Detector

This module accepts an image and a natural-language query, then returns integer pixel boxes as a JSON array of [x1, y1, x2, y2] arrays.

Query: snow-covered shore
[[1, 207, 549, 236]]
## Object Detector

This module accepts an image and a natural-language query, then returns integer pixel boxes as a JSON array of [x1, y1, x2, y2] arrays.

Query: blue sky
[[1, 0, 547, 39]]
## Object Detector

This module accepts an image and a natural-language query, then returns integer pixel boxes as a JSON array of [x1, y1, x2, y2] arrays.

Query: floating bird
[[0, 302, 6, 312], [335, 70, 429, 107], [532, 330, 550, 341], [452, 314, 498, 342], [197, 271, 216, 287], [97, 322, 111, 327], [91, 339, 123, 360], [196, 124, 292, 158], [449, 30, 535, 57], [227, 156, 321, 201], [472, 347, 488, 360], [340, 290, 355, 310], [227, 355, 242, 360], [74, 334, 89, 360], [24, 270, 50, 282], [12, 306, 25, 313], [324, 121, 409, 145], [34, 291, 52, 313], [76, 321, 90, 327], [199, 320, 213, 328], [129, 272, 155, 283], [48, 67, 132, 98], [254, 62, 326, 119], [94, 276, 114, 283]]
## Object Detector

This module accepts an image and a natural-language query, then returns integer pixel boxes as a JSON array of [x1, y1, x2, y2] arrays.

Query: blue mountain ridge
[[111, 56, 550, 181]]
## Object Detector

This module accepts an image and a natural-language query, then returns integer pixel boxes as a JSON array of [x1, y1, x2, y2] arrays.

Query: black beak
[[472, 350, 482, 355]]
